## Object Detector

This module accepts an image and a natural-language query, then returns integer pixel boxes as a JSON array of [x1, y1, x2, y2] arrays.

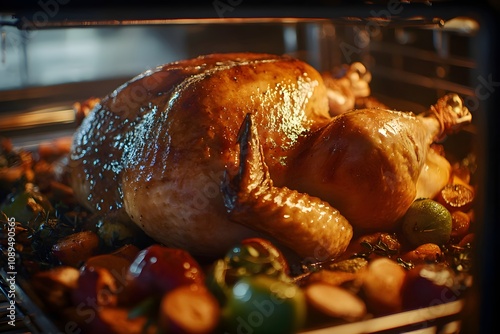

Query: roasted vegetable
[[158, 284, 220, 334], [221, 275, 305, 334], [401, 263, 471, 310], [304, 283, 366, 322], [30, 266, 80, 309], [437, 183, 475, 212], [51, 230, 100, 267], [0, 138, 34, 201], [96, 217, 153, 250], [0, 183, 53, 227], [401, 198, 452, 247], [124, 245, 205, 304], [360, 258, 406, 316], [206, 238, 292, 307]]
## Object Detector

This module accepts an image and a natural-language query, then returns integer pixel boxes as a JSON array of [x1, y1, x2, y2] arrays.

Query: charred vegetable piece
[[222, 275, 305, 334], [31, 266, 80, 309], [84, 244, 140, 272], [71, 266, 119, 308], [0, 183, 52, 227], [337, 232, 401, 262], [299, 257, 368, 290], [51, 230, 100, 267], [29, 205, 89, 265], [96, 218, 153, 250], [301, 257, 368, 289], [458, 233, 474, 248], [83, 245, 140, 303], [305, 269, 361, 288], [159, 284, 221, 334]]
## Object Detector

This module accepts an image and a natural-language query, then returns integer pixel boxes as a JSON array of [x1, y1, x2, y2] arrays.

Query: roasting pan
[[1, 1, 499, 333]]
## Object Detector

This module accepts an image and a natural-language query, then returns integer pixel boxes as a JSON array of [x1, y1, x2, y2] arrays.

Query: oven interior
[[1, 3, 499, 333]]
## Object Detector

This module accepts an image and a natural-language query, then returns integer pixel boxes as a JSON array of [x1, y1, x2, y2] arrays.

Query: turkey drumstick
[[286, 93, 471, 232]]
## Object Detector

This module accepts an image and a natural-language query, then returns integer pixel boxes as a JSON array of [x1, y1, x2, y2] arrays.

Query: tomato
[[222, 275, 305, 334], [124, 245, 205, 304]]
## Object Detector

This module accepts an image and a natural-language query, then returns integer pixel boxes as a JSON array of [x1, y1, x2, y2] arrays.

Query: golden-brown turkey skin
[[70, 53, 331, 255], [70, 53, 469, 258], [286, 109, 436, 232]]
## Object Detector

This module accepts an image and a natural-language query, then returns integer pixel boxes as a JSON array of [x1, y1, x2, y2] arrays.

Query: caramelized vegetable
[[51, 230, 100, 267], [159, 284, 220, 334], [436, 183, 475, 212], [361, 258, 405, 315], [458, 233, 474, 248], [304, 283, 367, 322], [85, 307, 157, 334], [399, 243, 443, 265], [306, 270, 360, 287], [337, 232, 400, 261], [72, 266, 119, 308], [31, 266, 80, 309], [450, 210, 471, 241]]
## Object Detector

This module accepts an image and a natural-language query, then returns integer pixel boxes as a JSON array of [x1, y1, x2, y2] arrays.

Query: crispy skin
[[70, 53, 331, 255], [287, 109, 433, 231], [70, 53, 469, 257]]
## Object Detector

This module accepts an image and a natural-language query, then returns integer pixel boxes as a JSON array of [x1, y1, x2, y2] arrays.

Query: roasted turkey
[[70, 53, 471, 259]]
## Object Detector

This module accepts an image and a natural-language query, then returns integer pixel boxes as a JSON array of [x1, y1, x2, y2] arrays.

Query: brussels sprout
[[224, 238, 290, 283], [401, 198, 452, 247], [206, 238, 292, 307], [0, 183, 52, 227]]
